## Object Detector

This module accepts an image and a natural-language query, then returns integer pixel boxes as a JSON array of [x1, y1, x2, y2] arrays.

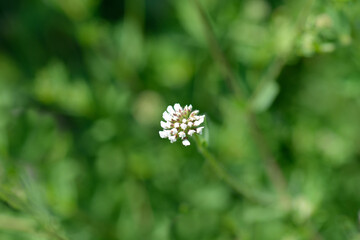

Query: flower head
[[159, 103, 205, 146]]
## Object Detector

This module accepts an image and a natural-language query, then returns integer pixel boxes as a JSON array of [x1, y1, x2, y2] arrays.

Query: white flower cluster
[[159, 103, 205, 146]]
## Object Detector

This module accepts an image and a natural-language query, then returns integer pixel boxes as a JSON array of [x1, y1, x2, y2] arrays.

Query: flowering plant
[[159, 103, 205, 146]]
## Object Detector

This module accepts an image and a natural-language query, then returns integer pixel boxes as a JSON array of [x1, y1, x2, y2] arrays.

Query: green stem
[[193, 1, 324, 238], [194, 135, 268, 204], [193, 0, 289, 205], [193, 0, 244, 100], [246, 112, 290, 206], [249, 0, 316, 103]]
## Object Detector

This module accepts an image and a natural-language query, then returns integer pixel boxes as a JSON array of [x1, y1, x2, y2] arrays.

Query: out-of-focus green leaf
[[250, 80, 279, 112]]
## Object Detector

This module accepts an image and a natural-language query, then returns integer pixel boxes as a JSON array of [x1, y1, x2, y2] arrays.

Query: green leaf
[[250, 81, 279, 112]]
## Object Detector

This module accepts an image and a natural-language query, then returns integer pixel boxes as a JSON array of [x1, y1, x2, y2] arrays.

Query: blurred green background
[[1, 0, 360, 239]]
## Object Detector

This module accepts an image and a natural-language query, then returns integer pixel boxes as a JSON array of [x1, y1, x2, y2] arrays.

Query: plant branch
[[246, 112, 289, 205], [249, 0, 316, 103], [193, 0, 244, 99], [194, 136, 268, 204], [193, 0, 289, 204]]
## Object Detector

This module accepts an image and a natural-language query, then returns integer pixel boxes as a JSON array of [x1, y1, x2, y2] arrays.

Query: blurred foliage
[[0, 0, 360, 239]]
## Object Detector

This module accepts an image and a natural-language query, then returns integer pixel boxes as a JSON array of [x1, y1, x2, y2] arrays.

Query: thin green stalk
[[194, 136, 268, 204], [193, 1, 324, 239], [249, 0, 316, 103], [193, 0, 244, 100], [246, 112, 290, 206], [193, 0, 289, 205]]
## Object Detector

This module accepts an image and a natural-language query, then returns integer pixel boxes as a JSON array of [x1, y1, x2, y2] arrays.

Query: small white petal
[[159, 130, 169, 138], [169, 135, 177, 143], [194, 120, 201, 126], [187, 122, 193, 127], [160, 121, 169, 129], [182, 119, 187, 123], [190, 110, 199, 117], [178, 131, 186, 138], [182, 139, 190, 146], [194, 116, 205, 126], [185, 105, 191, 112], [171, 128, 178, 135], [188, 129, 196, 136], [181, 123, 187, 130], [174, 103, 182, 112], [162, 111, 172, 121], [174, 123, 180, 128], [167, 105, 175, 114], [194, 115, 203, 120], [196, 127, 204, 134]]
